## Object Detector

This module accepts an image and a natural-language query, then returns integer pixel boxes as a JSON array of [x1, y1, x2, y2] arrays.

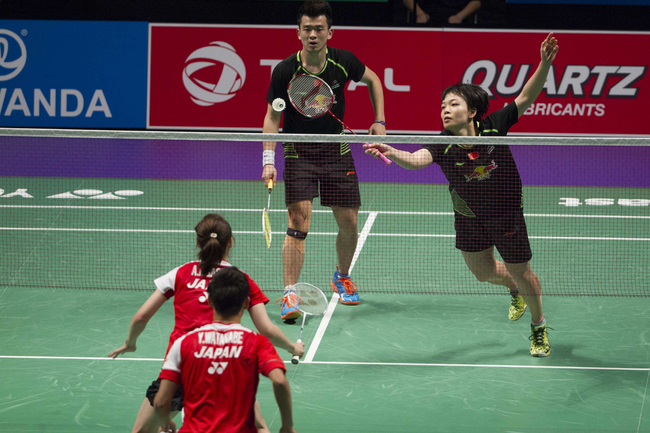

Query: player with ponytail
[[109, 213, 304, 433]]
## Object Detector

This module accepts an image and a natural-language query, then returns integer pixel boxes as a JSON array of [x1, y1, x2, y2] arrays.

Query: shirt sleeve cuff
[[260, 359, 286, 377], [159, 369, 181, 384]]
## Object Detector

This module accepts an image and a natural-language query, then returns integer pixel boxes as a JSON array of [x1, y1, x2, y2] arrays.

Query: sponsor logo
[[463, 61, 645, 99], [0, 188, 144, 199], [559, 197, 650, 207], [208, 361, 228, 375], [0, 29, 27, 81], [464, 161, 497, 181], [183, 41, 246, 106]]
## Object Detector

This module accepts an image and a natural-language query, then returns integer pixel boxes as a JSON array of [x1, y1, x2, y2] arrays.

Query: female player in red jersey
[[365, 33, 558, 357], [109, 213, 305, 433]]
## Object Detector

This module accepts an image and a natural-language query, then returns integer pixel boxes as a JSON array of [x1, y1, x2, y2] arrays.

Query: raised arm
[[108, 290, 167, 358], [364, 143, 433, 170], [359, 67, 386, 136], [262, 103, 282, 186], [514, 33, 559, 118]]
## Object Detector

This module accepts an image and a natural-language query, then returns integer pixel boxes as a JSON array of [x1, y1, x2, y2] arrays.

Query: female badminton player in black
[[108, 213, 304, 432], [365, 33, 559, 357]]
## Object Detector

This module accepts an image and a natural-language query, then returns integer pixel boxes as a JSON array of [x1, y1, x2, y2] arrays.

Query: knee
[[468, 266, 496, 283], [287, 211, 308, 229], [472, 272, 491, 283]]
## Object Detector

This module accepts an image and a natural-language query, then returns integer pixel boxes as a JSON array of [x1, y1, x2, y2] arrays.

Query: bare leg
[[461, 248, 517, 291], [132, 398, 179, 433], [504, 261, 543, 323], [331, 206, 359, 275], [283, 200, 312, 287]]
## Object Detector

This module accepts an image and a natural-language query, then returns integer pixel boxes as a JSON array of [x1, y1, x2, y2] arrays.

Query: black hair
[[297, 0, 333, 28], [207, 267, 250, 318], [441, 83, 490, 122], [195, 214, 232, 277]]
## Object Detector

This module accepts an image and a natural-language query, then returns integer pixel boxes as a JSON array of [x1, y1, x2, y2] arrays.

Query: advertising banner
[[149, 25, 649, 135], [442, 30, 649, 135], [148, 25, 440, 132], [0, 20, 148, 128]]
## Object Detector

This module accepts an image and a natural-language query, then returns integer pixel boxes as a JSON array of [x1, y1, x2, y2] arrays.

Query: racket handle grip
[[291, 338, 302, 365], [364, 142, 392, 166], [267, 179, 274, 192], [378, 152, 392, 166]]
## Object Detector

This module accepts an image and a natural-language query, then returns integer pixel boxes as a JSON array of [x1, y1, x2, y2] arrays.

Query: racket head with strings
[[287, 74, 334, 119], [293, 282, 329, 317], [262, 179, 273, 248], [287, 74, 392, 167], [290, 282, 329, 365]]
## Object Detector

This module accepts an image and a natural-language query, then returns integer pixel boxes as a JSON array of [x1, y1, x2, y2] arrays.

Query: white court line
[[638, 370, 650, 433], [0, 355, 647, 372], [1, 227, 648, 242], [1, 205, 649, 219], [303, 212, 378, 363]]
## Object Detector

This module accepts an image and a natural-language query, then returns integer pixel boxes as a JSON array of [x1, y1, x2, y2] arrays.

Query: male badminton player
[[154, 267, 297, 433], [262, 0, 387, 321], [365, 33, 559, 357]]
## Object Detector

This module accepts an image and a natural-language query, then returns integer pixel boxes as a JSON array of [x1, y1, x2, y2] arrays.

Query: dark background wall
[[0, 0, 647, 31]]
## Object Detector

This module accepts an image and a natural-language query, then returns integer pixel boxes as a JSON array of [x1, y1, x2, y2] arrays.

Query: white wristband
[[263, 150, 275, 167]]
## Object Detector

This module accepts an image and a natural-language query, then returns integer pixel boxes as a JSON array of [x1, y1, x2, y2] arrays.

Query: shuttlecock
[[272, 98, 286, 112]]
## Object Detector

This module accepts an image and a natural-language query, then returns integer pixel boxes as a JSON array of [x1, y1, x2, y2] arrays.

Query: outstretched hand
[[540, 33, 559, 65], [364, 142, 391, 159], [108, 342, 136, 359]]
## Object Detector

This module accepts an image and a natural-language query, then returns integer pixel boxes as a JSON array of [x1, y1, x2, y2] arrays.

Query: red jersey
[[159, 322, 286, 433], [154, 260, 269, 356]]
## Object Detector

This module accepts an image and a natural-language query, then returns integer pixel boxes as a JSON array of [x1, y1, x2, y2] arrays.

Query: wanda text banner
[[148, 25, 649, 135], [0, 20, 148, 128]]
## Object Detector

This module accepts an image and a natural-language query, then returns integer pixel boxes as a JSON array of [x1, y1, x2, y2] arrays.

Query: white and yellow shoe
[[509, 294, 527, 321], [529, 324, 551, 357]]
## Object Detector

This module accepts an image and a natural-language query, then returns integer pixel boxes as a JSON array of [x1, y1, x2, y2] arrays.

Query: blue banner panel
[[0, 20, 147, 128]]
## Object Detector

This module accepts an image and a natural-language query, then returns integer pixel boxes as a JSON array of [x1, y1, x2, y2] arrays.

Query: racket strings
[[288, 75, 333, 118], [294, 286, 328, 315]]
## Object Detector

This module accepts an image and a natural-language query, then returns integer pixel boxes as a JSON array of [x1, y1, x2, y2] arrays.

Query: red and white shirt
[[154, 260, 269, 356], [159, 322, 286, 433]]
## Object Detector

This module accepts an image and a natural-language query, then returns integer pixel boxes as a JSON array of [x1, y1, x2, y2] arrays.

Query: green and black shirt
[[266, 47, 366, 160], [423, 102, 522, 218]]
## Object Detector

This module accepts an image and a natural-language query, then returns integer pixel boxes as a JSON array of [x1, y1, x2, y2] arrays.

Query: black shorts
[[146, 378, 184, 412], [454, 210, 532, 264], [283, 154, 361, 208]]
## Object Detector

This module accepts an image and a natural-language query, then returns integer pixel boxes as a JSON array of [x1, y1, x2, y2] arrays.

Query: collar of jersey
[[296, 47, 328, 76]]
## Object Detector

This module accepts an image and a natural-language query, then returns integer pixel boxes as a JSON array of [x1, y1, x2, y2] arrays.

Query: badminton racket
[[290, 282, 329, 365], [286, 74, 392, 166], [262, 179, 273, 248]]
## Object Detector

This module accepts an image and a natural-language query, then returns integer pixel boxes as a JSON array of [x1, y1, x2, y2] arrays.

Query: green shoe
[[529, 324, 551, 357], [508, 294, 527, 321]]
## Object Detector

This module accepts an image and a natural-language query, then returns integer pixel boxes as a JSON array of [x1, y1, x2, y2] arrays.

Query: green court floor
[[1, 177, 649, 432]]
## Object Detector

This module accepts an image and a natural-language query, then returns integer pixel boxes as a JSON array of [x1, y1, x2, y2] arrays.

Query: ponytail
[[194, 214, 232, 277]]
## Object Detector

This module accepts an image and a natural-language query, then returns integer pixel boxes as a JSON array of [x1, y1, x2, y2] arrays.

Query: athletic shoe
[[529, 324, 551, 357], [330, 268, 359, 305], [276, 292, 302, 322], [509, 294, 527, 321]]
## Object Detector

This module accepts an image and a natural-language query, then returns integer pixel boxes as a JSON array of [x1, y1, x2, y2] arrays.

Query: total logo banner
[[0, 20, 148, 128], [148, 25, 650, 135]]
